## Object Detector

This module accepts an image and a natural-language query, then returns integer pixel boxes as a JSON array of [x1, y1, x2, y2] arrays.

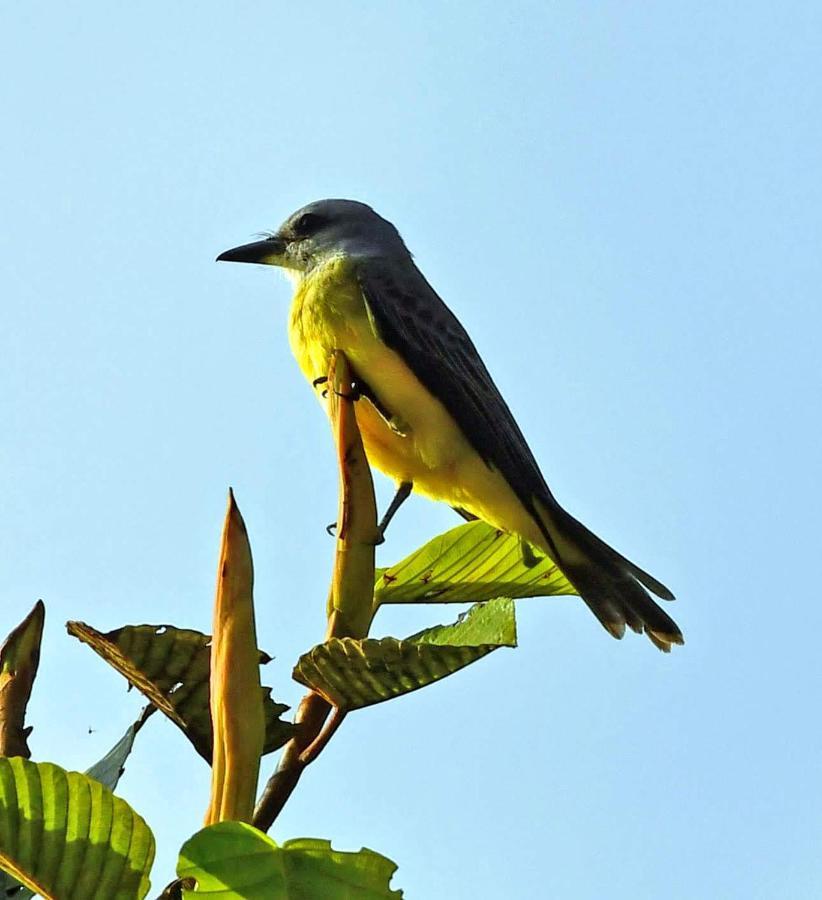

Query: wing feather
[[355, 256, 681, 649], [356, 258, 552, 523]]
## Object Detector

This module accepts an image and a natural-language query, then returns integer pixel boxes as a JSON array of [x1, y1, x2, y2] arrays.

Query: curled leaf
[[67, 622, 294, 763], [294, 598, 517, 710], [206, 490, 265, 825], [0, 601, 45, 758]]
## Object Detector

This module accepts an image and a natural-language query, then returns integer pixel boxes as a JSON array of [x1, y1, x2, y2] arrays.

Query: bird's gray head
[[217, 199, 408, 274]]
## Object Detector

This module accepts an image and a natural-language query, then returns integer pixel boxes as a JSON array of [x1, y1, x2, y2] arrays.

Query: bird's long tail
[[533, 499, 683, 651]]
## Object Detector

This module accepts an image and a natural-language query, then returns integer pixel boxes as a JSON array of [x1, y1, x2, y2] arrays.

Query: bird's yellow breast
[[286, 254, 538, 542], [287, 256, 467, 486]]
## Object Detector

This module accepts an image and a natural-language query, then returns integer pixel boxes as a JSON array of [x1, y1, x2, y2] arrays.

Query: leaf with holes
[[294, 598, 517, 710], [177, 821, 402, 899], [375, 520, 576, 604], [66, 623, 295, 763], [0, 757, 154, 900]]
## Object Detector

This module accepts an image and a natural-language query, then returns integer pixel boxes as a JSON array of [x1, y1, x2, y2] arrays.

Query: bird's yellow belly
[[287, 257, 534, 538]]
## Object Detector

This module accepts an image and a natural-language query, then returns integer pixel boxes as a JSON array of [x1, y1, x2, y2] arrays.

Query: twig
[[252, 691, 332, 831], [298, 706, 347, 766]]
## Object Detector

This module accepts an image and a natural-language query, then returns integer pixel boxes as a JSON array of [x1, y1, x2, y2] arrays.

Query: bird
[[217, 199, 683, 651]]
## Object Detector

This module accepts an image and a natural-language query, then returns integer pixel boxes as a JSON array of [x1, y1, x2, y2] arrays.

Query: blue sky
[[2, 3, 820, 897]]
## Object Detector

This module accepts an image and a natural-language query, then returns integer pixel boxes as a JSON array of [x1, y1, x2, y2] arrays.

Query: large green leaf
[[0, 713, 151, 900], [0, 757, 154, 900], [67, 623, 295, 763], [375, 520, 576, 604], [294, 598, 517, 709], [177, 821, 401, 899]]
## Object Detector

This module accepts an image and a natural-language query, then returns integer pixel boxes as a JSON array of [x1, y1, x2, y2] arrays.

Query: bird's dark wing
[[356, 257, 682, 650], [356, 257, 554, 531]]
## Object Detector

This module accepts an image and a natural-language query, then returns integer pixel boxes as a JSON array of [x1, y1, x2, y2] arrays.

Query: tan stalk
[[325, 349, 381, 640], [205, 490, 265, 825]]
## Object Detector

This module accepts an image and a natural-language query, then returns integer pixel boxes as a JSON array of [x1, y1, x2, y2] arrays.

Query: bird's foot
[[315, 374, 410, 435], [519, 537, 541, 568], [375, 482, 413, 543]]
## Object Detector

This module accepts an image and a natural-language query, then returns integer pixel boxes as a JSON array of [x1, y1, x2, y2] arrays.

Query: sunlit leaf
[[0, 757, 154, 900], [0, 713, 151, 900], [294, 598, 517, 709], [177, 821, 402, 899], [375, 520, 575, 604], [67, 623, 294, 763]]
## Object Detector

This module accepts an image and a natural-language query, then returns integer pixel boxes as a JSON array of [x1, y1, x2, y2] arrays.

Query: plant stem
[[299, 706, 346, 765], [252, 691, 331, 831], [252, 350, 379, 832]]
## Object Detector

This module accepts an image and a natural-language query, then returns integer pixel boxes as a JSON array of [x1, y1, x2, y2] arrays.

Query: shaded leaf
[[178, 821, 402, 899], [66, 623, 294, 763], [0, 757, 154, 900], [85, 707, 153, 792], [0, 871, 32, 898], [375, 520, 576, 604], [294, 598, 517, 710]]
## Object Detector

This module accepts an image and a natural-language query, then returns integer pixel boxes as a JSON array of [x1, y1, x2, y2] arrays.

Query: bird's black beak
[[216, 236, 286, 265]]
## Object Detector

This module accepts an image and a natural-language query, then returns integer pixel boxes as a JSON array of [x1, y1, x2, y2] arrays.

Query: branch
[[251, 691, 332, 832], [298, 705, 346, 766], [325, 350, 381, 639], [253, 350, 378, 832]]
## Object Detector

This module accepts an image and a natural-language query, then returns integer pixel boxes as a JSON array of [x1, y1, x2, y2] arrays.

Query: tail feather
[[533, 499, 683, 651]]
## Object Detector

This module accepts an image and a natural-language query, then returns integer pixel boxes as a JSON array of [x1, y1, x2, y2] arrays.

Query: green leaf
[[177, 821, 402, 899], [0, 713, 151, 900], [0, 757, 154, 900], [67, 623, 295, 763], [375, 520, 576, 604], [294, 598, 517, 709]]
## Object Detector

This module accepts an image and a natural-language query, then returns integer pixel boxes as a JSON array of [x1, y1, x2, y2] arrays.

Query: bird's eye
[[293, 212, 323, 236]]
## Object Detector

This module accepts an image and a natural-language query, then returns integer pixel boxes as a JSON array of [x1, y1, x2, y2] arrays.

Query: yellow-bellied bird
[[218, 200, 683, 651]]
